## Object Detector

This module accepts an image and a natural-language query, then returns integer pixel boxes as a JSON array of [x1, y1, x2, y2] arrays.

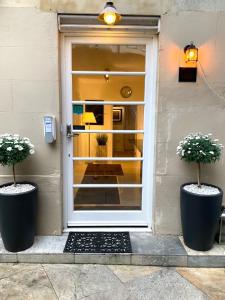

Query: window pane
[[74, 187, 142, 210], [74, 161, 142, 185], [72, 44, 145, 72], [72, 75, 144, 102], [73, 133, 143, 158], [72, 104, 144, 130]]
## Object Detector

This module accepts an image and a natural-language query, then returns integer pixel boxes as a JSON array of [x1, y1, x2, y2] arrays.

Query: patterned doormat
[[64, 232, 132, 253]]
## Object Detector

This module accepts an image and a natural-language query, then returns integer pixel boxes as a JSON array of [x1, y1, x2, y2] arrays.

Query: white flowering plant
[[0, 134, 35, 186], [177, 133, 223, 188]]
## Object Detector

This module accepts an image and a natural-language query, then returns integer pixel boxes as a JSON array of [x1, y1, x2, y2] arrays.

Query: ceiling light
[[98, 1, 122, 25]]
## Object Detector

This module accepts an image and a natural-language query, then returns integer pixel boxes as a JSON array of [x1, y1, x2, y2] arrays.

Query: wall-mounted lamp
[[184, 42, 198, 62], [98, 1, 122, 25], [179, 42, 198, 82]]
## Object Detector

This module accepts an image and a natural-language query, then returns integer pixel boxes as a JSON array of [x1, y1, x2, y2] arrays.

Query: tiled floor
[[0, 263, 224, 299], [0, 233, 225, 267]]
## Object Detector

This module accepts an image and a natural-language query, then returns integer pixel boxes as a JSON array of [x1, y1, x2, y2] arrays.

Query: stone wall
[[0, 0, 225, 234], [0, 5, 61, 234]]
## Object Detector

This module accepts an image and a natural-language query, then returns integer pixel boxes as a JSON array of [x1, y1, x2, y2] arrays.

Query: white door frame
[[61, 31, 158, 230]]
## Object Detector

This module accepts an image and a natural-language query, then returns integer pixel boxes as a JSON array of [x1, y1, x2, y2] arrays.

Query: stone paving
[[1, 233, 225, 267], [0, 263, 224, 299]]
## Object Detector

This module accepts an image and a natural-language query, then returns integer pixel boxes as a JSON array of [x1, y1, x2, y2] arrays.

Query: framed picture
[[113, 108, 122, 122], [85, 100, 104, 125]]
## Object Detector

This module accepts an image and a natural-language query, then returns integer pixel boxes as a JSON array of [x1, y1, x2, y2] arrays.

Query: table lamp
[[82, 112, 97, 157]]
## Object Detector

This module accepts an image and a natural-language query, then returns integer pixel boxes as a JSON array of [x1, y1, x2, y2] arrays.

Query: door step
[[0, 232, 225, 267]]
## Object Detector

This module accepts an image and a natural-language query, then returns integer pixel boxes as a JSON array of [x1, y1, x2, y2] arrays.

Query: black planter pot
[[0, 181, 37, 252], [180, 182, 223, 251]]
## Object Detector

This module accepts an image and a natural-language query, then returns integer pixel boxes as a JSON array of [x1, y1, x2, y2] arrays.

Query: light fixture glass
[[98, 1, 122, 25], [104, 68, 110, 82], [184, 42, 198, 62]]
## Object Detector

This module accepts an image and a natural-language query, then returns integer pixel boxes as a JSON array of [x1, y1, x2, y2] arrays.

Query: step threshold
[[0, 233, 225, 267]]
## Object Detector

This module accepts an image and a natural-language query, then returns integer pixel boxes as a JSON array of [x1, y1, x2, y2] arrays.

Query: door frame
[[61, 30, 158, 231]]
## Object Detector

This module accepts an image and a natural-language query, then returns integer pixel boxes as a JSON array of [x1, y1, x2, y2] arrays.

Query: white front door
[[62, 34, 157, 228]]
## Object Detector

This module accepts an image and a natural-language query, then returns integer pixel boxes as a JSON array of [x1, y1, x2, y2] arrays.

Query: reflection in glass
[[74, 161, 142, 185], [74, 187, 142, 210], [72, 44, 146, 72]]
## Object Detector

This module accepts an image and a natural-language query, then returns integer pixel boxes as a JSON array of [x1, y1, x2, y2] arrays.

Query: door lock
[[66, 124, 77, 138]]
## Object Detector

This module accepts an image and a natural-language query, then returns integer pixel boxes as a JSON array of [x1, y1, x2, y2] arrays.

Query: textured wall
[[1, 1, 225, 235], [0, 6, 62, 234]]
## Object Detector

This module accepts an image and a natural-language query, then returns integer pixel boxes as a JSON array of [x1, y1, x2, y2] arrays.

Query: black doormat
[[64, 232, 132, 253]]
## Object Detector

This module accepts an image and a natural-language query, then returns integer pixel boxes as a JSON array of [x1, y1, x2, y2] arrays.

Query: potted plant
[[177, 133, 224, 251], [96, 134, 108, 157], [0, 134, 37, 252]]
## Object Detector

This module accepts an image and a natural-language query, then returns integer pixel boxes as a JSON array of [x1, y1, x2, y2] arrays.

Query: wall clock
[[120, 86, 132, 98]]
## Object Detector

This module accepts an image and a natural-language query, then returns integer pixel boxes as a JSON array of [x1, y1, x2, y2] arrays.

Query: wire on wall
[[197, 61, 225, 103]]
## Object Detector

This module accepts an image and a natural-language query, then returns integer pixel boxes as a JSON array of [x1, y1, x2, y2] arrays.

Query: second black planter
[[180, 183, 223, 251], [0, 181, 37, 252]]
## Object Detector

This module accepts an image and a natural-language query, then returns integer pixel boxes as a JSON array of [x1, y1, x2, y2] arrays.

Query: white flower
[[209, 151, 214, 155], [182, 150, 185, 156], [200, 150, 206, 155], [188, 151, 191, 154], [29, 149, 35, 155], [214, 139, 219, 142], [18, 146, 23, 151], [6, 147, 12, 151]]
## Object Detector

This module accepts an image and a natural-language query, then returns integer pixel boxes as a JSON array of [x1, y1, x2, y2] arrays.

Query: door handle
[[66, 124, 78, 138]]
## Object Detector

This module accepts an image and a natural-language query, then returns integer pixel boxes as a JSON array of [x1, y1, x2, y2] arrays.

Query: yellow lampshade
[[98, 1, 121, 25], [82, 112, 97, 124], [184, 43, 198, 62]]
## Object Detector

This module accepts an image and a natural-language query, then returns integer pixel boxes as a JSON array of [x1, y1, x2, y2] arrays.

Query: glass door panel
[[72, 75, 145, 102], [72, 44, 146, 72], [73, 133, 143, 158], [64, 35, 155, 227], [74, 160, 142, 185], [74, 187, 142, 211]]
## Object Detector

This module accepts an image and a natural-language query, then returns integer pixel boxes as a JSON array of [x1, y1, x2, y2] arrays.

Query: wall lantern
[[179, 42, 198, 82], [98, 1, 122, 25], [184, 42, 198, 62]]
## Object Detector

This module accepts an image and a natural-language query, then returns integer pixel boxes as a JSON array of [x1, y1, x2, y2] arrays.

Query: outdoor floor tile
[[0, 263, 40, 279], [130, 232, 187, 255], [0, 264, 57, 300], [18, 235, 69, 253], [179, 237, 225, 256], [75, 264, 127, 299], [0, 264, 223, 299], [188, 256, 225, 268], [124, 268, 209, 300], [177, 267, 225, 300], [43, 264, 81, 300], [17, 253, 75, 264], [131, 254, 187, 266], [108, 265, 162, 283]]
